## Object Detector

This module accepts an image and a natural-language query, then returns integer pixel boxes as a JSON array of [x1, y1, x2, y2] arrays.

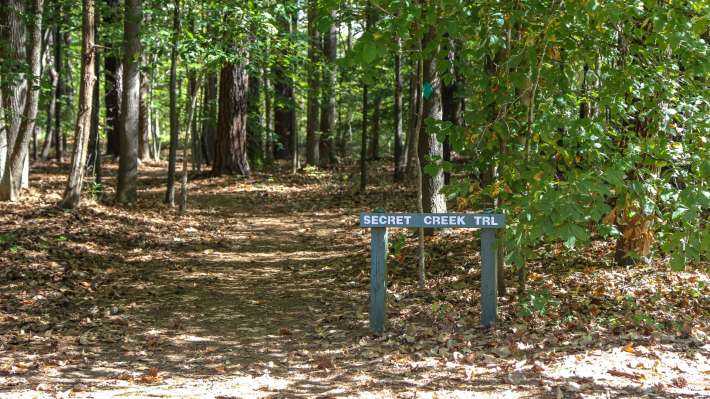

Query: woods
[[0, 0, 708, 396]]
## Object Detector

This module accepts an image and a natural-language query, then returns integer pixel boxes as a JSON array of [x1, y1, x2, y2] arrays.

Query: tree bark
[[54, 23, 64, 162], [165, 0, 180, 205], [272, 11, 294, 160], [418, 26, 446, 215], [369, 94, 381, 160], [60, 0, 95, 209], [104, 0, 122, 158], [247, 70, 262, 166], [41, 58, 57, 159], [138, 55, 151, 161], [0, 0, 27, 183], [86, 20, 100, 172], [201, 72, 217, 165], [116, 0, 140, 204], [406, 58, 421, 176], [305, 0, 320, 165], [318, 10, 337, 167], [213, 63, 250, 176], [393, 36, 405, 181], [441, 39, 463, 186], [263, 74, 273, 163], [0, 0, 43, 201], [360, 84, 368, 192]]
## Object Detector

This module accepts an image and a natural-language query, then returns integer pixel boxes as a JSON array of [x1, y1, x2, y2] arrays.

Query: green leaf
[[670, 251, 686, 272]]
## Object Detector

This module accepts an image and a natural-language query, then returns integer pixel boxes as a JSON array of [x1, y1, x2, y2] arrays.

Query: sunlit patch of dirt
[[0, 159, 708, 398]]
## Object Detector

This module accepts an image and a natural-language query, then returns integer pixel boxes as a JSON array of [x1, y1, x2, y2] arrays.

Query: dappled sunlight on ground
[[0, 160, 707, 398]]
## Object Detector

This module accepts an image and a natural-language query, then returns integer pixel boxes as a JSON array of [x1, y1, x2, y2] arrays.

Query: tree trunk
[[318, 10, 337, 167], [116, 0, 140, 204], [272, 12, 294, 160], [393, 36, 405, 181], [86, 20, 100, 173], [0, 0, 27, 183], [213, 63, 250, 176], [418, 27, 446, 216], [138, 55, 151, 161], [406, 58, 421, 176], [263, 74, 273, 163], [360, 84, 368, 192], [305, 0, 320, 165], [0, 78, 6, 181], [165, 0, 180, 205], [54, 23, 64, 162], [41, 59, 57, 159], [0, 0, 43, 201], [104, 0, 122, 158], [60, 0, 95, 209], [201, 72, 217, 165], [369, 94, 381, 160], [247, 70, 262, 166], [441, 39, 463, 186]]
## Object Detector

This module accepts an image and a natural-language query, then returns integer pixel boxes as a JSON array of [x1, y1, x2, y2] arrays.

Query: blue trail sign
[[359, 211, 505, 333]]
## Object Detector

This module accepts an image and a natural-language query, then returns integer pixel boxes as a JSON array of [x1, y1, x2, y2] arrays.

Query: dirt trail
[[1, 162, 708, 399]]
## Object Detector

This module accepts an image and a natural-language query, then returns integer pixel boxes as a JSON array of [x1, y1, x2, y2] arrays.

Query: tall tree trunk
[[247, 70, 262, 166], [201, 72, 217, 165], [263, 74, 273, 163], [272, 12, 294, 160], [337, 21, 353, 159], [54, 23, 64, 162], [441, 39, 463, 186], [138, 55, 151, 161], [360, 84, 368, 192], [213, 63, 250, 176], [369, 94, 381, 160], [305, 0, 320, 165], [318, 10, 337, 167], [406, 58, 421, 176], [41, 60, 57, 159], [0, 0, 43, 201], [104, 0, 122, 158], [289, 5, 299, 173], [0, 0, 27, 183], [116, 0, 140, 204], [0, 79, 6, 181], [418, 26, 446, 216], [86, 19, 100, 173], [393, 36, 405, 181], [165, 0, 180, 205], [60, 0, 95, 209], [179, 74, 200, 213]]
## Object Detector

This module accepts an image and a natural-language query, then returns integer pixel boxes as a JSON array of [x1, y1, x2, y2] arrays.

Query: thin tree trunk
[[247, 70, 262, 166], [406, 58, 421, 177], [263, 74, 273, 163], [393, 35, 404, 181], [290, 10, 299, 173], [369, 94, 381, 160], [60, 0, 95, 209], [54, 22, 64, 163], [360, 84, 368, 192], [138, 55, 151, 161], [305, 0, 320, 165], [0, 0, 43, 201], [318, 9, 337, 167], [272, 11, 294, 161], [179, 74, 200, 213], [116, 0, 141, 204], [412, 39, 426, 290], [41, 60, 57, 159], [86, 19, 100, 173], [201, 72, 217, 165], [165, 0, 180, 205], [104, 0, 121, 158], [441, 39, 463, 186], [213, 63, 250, 176]]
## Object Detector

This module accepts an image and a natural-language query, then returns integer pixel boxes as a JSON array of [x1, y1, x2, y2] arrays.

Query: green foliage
[[517, 289, 559, 318]]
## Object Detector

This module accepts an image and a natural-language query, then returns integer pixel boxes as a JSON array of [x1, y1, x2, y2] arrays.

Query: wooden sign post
[[359, 211, 506, 333]]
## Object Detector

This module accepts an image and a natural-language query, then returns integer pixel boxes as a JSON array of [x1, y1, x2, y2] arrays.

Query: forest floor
[[0, 160, 708, 399]]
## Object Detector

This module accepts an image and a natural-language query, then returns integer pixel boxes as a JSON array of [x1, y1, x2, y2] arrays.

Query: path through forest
[[1, 162, 708, 398]]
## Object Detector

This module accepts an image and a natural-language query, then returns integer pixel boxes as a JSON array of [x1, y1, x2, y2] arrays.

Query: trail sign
[[359, 211, 505, 333]]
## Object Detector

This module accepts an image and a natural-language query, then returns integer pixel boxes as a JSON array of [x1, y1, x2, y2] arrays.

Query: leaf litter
[[0, 160, 707, 398]]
